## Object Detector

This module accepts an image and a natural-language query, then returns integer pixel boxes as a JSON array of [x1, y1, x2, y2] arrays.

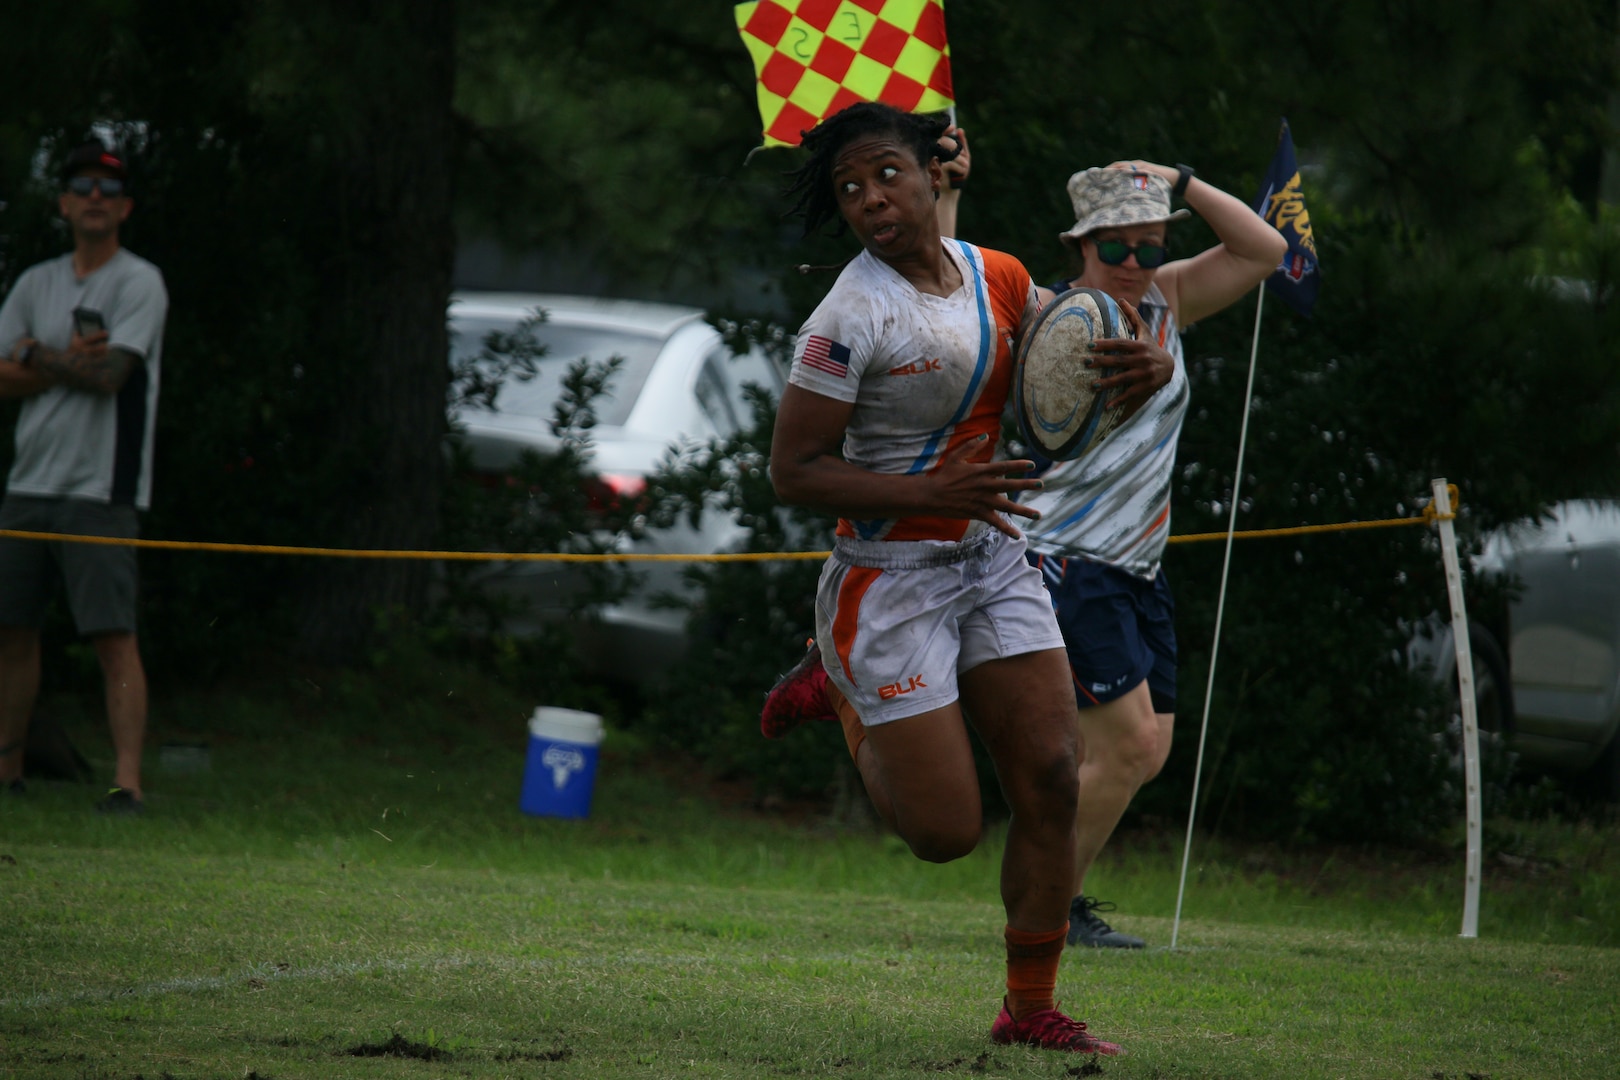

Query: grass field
[[2, 669, 1616, 1079]]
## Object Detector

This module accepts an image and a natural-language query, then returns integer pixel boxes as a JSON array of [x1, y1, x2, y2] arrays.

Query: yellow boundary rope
[[0, 497, 1456, 562], [1167, 512, 1436, 545]]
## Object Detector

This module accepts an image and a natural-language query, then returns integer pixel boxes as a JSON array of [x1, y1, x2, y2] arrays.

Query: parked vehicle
[[1414, 500, 1620, 799], [445, 291, 787, 678]]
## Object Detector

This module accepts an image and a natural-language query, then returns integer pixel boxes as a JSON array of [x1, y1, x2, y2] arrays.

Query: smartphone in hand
[[71, 307, 106, 338]]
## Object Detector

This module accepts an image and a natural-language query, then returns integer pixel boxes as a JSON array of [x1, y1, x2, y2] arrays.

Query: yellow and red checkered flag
[[735, 0, 954, 148]]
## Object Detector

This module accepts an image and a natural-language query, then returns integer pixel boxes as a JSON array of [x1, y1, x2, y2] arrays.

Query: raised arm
[[1110, 160, 1287, 326], [934, 126, 970, 239]]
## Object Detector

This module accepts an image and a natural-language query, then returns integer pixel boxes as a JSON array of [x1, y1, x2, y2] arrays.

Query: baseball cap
[[60, 141, 129, 185], [1059, 167, 1189, 246]]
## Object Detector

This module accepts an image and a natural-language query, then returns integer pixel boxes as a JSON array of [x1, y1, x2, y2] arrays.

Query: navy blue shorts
[[1026, 553, 1177, 713]]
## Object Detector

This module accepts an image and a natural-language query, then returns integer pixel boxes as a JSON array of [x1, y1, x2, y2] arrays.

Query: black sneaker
[[94, 787, 145, 816], [1067, 895, 1145, 949], [2, 777, 24, 796]]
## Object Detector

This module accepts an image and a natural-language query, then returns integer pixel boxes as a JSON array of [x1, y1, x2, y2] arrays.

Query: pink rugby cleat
[[760, 639, 836, 738], [990, 999, 1123, 1056]]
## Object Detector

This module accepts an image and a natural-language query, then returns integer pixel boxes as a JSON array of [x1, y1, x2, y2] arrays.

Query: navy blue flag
[[1252, 119, 1319, 317]]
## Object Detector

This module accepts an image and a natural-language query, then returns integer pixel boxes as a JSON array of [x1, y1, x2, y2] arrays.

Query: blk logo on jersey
[[802, 335, 852, 378], [888, 357, 942, 376], [878, 675, 928, 700]]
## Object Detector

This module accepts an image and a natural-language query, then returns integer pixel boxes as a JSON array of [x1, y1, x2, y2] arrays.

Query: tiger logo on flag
[[1251, 119, 1320, 317]]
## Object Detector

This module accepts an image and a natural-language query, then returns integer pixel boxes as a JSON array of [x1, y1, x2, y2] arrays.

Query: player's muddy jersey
[[789, 241, 1038, 543], [1022, 281, 1188, 577]]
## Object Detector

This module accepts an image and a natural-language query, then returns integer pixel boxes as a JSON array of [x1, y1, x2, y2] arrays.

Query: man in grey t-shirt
[[0, 140, 168, 814]]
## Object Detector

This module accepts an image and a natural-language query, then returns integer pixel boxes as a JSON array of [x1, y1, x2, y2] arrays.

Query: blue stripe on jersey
[[1048, 429, 1171, 531], [1052, 492, 1104, 533], [904, 240, 992, 475]]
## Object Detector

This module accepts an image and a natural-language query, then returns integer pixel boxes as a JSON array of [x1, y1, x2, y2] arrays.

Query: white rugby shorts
[[814, 527, 1065, 725]]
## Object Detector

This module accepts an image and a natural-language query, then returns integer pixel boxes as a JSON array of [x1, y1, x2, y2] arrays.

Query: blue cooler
[[520, 707, 604, 819]]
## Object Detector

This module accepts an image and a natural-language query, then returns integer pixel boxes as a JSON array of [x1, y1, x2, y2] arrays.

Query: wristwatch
[[1172, 164, 1195, 199]]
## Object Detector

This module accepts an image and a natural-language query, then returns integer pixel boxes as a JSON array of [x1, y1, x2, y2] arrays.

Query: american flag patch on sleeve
[[801, 335, 852, 378]]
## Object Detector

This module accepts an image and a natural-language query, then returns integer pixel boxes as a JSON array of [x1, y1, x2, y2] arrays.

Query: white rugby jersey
[[1022, 282, 1188, 578], [788, 241, 1037, 543]]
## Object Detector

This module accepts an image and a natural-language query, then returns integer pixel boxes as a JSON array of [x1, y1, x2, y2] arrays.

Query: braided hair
[[784, 103, 958, 239]]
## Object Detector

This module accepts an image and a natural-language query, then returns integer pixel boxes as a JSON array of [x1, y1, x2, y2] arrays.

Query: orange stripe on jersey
[[876, 247, 1027, 544], [879, 418, 996, 541], [835, 245, 1034, 544], [830, 566, 883, 686], [1122, 503, 1171, 556]]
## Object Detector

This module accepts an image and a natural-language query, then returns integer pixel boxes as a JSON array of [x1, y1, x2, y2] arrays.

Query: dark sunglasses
[[65, 176, 125, 198], [1091, 238, 1168, 269]]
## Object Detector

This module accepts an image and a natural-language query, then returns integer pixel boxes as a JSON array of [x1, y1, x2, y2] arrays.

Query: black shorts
[[1028, 553, 1176, 714], [0, 495, 140, 635]]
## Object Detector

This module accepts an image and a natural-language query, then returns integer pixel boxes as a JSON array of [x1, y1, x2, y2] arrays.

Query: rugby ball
[[1013, 287, 1130, 462]]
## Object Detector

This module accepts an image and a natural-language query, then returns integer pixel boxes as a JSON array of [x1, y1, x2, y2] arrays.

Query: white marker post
[[1431, 478, 1482, 938], [1169, 287, 1268, 950]]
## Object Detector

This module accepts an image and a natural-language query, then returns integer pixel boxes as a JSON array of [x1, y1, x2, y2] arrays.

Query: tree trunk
[[288, 0, 458, 661]]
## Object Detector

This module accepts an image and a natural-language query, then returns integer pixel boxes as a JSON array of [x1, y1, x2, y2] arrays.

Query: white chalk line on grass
[[3, 957, 458, 1010], [4, 946, 1001, 1011]]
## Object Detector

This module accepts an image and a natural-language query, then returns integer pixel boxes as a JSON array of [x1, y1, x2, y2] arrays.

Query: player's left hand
[[940, 126, 970, 191], [1089, 327, 1173, 414], [1106, 159, 1174, 185]]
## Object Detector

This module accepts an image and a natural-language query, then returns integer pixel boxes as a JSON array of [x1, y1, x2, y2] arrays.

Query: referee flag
[[1252, 119, 1320, 317], [735, 0, 955, 148]]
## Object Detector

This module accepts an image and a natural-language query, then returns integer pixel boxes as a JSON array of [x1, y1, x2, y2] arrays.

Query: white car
[[1416, 500, 1620, 800], [445, 291, 787, 678]]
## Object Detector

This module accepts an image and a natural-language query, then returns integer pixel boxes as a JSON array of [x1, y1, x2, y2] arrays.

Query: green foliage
[[635, 374, 840, 796], [1142, 186, 1620, 840], [608, 0, 1620, 838], [448, 309, 550, 412], [436, 326, 643, 700], [454, 0, 783, 293], [0, 0, 1618, 830]]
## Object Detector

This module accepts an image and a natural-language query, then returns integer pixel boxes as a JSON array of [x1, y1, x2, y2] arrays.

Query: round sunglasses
[[1091, 238, 1168, 269]]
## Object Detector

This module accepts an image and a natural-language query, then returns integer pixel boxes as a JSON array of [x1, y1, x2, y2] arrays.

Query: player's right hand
[[926, 434, 1041, 539]]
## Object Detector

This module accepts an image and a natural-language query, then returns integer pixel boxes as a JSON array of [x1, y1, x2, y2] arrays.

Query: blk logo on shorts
[[878, 675, 928, 700], [1090, 673, 1131, 696], [888, 357, 943, 376]]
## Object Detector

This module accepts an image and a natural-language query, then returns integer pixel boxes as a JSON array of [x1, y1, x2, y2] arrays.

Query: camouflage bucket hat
[[1059, 167, 1190, 245]]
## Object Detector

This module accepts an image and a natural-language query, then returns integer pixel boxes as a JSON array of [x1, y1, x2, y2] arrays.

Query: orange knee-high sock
[[1004, 924, 1066, 1020], [829, 682, 865, 761]]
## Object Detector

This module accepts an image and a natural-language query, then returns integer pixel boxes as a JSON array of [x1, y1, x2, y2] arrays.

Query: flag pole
[[1170, 284, 1267, 949]]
